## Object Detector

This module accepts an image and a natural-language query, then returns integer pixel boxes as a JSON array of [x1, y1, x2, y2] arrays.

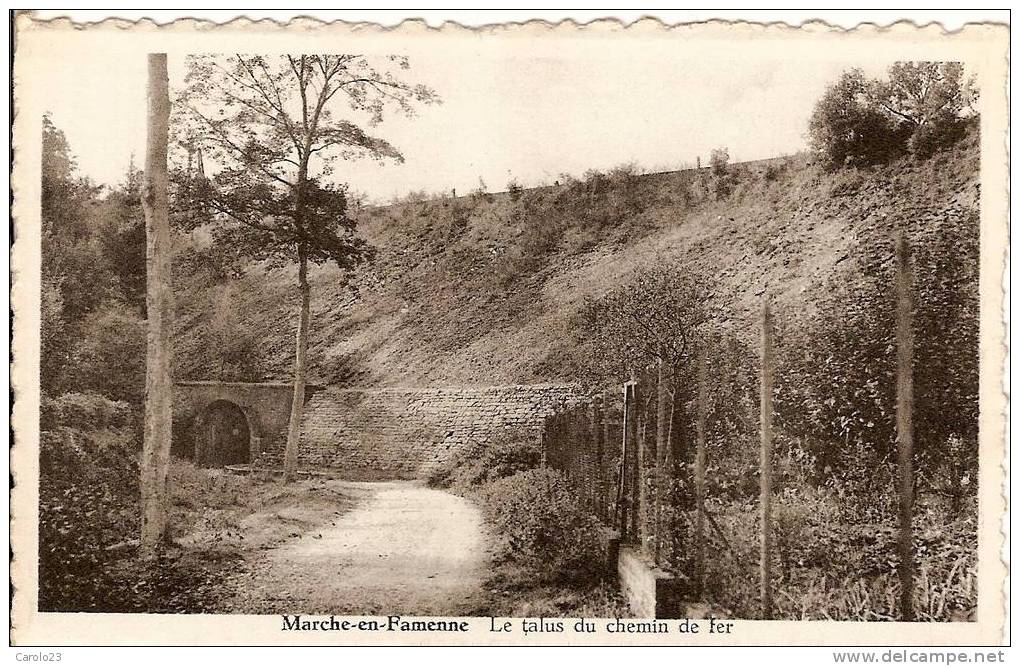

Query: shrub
[[67, 303, 146, 403], [573, 264, 715, 387], [774, 208, 979, 497], [427, 430, 542, 490], [809, 70, 901, 170], [38, 409, 141, 611], [908, 114, 967, 159], [478, 468, 605, 583], [507, 178, 523, 201], [41, 391, 135, 432], [709, 148, 729, 176], [708, 148, 737, 199]]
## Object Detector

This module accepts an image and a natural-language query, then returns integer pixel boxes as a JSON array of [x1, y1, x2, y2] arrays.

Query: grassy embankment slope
[[174, 130, 978, 387]]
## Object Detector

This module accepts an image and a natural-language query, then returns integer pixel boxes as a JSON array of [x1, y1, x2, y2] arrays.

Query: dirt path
[[227, 481, 491, 615]]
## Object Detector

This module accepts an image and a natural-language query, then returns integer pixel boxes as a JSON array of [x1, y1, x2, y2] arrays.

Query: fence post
[[591, 397, 604, 520], [695, 347, 708, 598], [759, 297, 775, 620], [637, 386, 647, 551], [654, 354, 670, 563], [627, 380, 641, 542], [895, 232, 916, 622], [618, 382, 632, 541], [603, 389, 613, 526]]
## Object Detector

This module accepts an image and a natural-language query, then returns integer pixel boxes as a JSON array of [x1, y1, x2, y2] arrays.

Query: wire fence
[[542, 234, 934, 620]]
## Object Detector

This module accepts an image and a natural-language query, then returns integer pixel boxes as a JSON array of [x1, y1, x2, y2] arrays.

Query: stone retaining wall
[[258, 385, 582, 479]]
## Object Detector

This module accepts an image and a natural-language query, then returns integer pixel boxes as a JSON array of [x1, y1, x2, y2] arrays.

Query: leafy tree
[[708, 147, 730, 176], [808, 69, 902, 170], [41, 117, 108, 323], [41, 116, 153, 400], [870, 62, 975, 130], [175, 54, 438, 480], [809, 63, 976, 169], [575, 265, 715, 386], [41, 116, 112, 395], [869, 62, 976, 158], [97, 162, 147, 311]]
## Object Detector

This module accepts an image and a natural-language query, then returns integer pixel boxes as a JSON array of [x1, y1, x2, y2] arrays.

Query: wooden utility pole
[[140, 53, 173, 560], [895, 232, 916, 621], [695, 348, 708, 597], [759, 297, 775, 619]]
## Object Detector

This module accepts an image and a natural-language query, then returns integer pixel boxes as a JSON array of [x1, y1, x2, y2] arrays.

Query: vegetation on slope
[[173, 122, 978, 392]]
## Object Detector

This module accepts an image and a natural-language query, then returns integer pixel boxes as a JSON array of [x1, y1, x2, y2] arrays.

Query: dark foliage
[[478, 468, 606, 584], [426, 430, 543, 490], [38, 393, 140, 610], [574, 265, 715, 387], [808, 69, 907, 170], [41, 116, 147, 402], [809, 63, 976, 170]]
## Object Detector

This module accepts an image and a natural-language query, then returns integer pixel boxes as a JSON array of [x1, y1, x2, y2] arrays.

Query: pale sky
[[38, 44, 889, 203]]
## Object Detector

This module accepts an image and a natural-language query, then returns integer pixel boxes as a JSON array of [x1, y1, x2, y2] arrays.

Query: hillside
[[172, 129, 980, 388]]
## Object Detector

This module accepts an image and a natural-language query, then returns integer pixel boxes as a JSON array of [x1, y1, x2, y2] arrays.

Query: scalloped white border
[[8, 11, 1010, 647]]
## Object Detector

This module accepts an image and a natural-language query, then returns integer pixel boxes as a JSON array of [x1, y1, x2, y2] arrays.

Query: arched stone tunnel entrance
[[174, 381, 322, 468]]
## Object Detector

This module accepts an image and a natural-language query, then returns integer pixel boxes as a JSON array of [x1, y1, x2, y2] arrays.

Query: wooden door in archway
[[201, 400, 251, 466]]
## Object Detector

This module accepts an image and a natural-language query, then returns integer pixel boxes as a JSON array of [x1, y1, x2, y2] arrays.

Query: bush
[[429, 429, 617, 614], [478, 468, 605, 584], [774, 208, 979, 497], [507, 178, 523, 201], [700, 490, 977, 621], [709, 148, 729, 176], [908, 114, 966, 159], [709, 148, 737, 199], [68, 303, 146, 403], [427, 430, 542, 490], [38, 408, 141, 611], [809, 70, 902, 170]]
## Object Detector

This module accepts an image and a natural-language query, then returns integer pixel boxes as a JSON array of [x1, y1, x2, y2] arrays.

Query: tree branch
[[187, 105, 296, 188]]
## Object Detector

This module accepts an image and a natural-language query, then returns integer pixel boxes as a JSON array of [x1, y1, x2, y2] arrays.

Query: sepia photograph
[[9, 11, 1009, 648]]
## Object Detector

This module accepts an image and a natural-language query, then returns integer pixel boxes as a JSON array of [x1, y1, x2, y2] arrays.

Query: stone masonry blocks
[[282, 384, 582, 479]]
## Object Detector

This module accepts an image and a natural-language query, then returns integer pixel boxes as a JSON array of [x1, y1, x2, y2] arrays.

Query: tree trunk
[[282, 244, 310, 482], [139, 53, 173, 560]]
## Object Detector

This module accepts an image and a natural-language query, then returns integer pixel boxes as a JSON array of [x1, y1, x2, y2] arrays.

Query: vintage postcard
[[9, 13, 1010, 647]]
